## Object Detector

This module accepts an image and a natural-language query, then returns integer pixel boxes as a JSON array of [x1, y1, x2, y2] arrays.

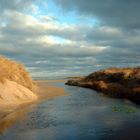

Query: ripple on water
[[0, 82, 140, 140]]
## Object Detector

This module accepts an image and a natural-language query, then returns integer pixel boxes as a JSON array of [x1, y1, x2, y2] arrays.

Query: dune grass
[[0, 56, 33, 90]]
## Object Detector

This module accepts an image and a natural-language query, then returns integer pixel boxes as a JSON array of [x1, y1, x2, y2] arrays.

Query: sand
[[34, 80, 67, 100], [0, 79, 66, 108], [0, 79, 37, 107]]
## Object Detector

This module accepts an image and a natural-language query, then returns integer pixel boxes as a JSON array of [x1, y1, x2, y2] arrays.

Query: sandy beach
[[34, 79, 67, 100], [0, 79, 67, 109]]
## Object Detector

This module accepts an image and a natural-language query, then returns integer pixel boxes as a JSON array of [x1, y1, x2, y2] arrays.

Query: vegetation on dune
[[0, 56, 33, 90], [66, 67, 140, 103]]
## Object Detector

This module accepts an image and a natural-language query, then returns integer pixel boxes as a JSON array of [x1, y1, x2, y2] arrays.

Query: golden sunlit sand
[[0, 56, 37, 107], [34, 80, 67, 100], [0, 80, 67, 116]]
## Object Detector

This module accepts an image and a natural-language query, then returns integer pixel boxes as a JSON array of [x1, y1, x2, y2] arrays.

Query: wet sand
[[34, 80, 67, 100]]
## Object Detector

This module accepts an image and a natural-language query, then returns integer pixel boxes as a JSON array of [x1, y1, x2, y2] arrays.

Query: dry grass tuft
[[0, 56, 33, 90]]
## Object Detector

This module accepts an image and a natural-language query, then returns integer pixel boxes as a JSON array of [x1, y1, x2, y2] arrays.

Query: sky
[[0, 0, 140, 79]]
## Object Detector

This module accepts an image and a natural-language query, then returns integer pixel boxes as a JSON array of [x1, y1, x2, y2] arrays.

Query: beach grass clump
[[0, 56, 33, 90]]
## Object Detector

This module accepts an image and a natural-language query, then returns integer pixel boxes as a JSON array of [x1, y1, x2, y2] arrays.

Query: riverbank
[[34, 79, 67, 100], [0, 56, 67, 118], [0, 79, 67, 109], [0, 80, 67, 125], [66, 67, 140, 104], [1, 78, 140, 140], [0, 80, 67, 119]]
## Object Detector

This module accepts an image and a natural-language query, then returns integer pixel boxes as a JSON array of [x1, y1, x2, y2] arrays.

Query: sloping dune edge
[[0, 80, 67, 117], [0, 80, 67, 107], [0, 79, 37, 106]]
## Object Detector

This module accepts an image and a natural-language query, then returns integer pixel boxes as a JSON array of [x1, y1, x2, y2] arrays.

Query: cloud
[[0, 9, 109, 78], [0, 10, 109, 56], [0, 1, 140, 78], [53, 0, 140, 29], [0, 0, 35, 12]]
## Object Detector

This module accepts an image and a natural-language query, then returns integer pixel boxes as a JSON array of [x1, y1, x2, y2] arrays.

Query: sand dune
[[0, 79, 37, 106], [0, 56, 37, 106], [0, 56, 67, 134], [0, 56, 66, 127]]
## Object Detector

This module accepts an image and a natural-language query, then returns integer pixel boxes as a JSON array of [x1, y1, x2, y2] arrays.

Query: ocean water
[[0, 82, 140, 140]]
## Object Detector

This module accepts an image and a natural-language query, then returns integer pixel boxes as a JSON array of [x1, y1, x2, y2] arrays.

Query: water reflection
[[0, 105, 35, 134], [0, 82, 140, 140]]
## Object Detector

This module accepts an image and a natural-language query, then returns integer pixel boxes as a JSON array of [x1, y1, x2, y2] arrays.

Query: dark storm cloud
[[0, 0, 34, 12], [53, 0, 140, 29]]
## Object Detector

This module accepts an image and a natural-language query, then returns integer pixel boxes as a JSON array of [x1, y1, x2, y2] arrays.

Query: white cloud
[[1, 1, 140, 78]]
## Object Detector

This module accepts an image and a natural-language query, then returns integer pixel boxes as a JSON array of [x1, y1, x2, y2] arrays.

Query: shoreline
[[66, 67, 140, 104], [34, 79, 67, 100], [0, 80, 67, 124]]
